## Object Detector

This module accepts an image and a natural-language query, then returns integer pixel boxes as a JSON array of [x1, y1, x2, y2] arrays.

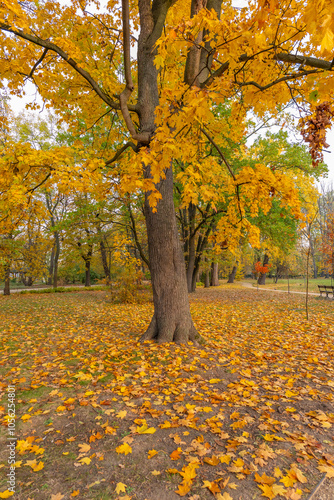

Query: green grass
[[246, 276, 334, 293]]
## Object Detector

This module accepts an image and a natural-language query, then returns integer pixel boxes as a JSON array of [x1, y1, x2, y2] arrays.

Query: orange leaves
[[170, 448, 182, 460], [203, 455, 220, 466]]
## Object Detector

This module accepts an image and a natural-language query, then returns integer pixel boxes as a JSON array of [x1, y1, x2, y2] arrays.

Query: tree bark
[[4, 264, 10, 296], [53, 231, 60, 288], [185, 205, 196, 293], [227, 263, 238, 283], [204, 267, 210, 287], [211, 262, 219, 286], [85, 259, 91, 287], [48, 244, 55, 285], [99, 235, 110, 283], [140, 166, 199, 344], [132, 0, 201, 343]]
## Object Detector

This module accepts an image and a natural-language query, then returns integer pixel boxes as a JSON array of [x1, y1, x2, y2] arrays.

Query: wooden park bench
[[318, 285, 334, 299]]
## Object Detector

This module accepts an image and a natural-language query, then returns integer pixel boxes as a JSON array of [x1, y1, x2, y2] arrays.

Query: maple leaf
[[202, 480, 220, 494], [50, 494, 64, 500], [116, 443, 132, 455], [257, 484, 275, 499], [78, 443, 91, 453], [115, 482, 126, 494], [21, 414, 31, 421], [272, 484, 287, 496], [70, 491, 79, 497], [136, 424, 156, 434], [79, 457, 91, 465], [254, 472, 275, 485], [216, 493, 233, 500], [280, 474, 296, 487], [148, 449, 158, 459], [0, 492, 14, 499], [318, 464, 334, 478], [204, 455, 220, 466], [170, 448, 182, 460], [116, 410, 127, 419], [175, 481, 192, 497], [151, 470, 161, 475]]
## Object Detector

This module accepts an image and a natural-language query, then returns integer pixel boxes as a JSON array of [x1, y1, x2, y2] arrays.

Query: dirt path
[[240, 281, 319, 296]]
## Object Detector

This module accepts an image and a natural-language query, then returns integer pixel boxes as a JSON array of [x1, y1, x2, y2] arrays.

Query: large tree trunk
[[258, 254, 269, 285], [140, 166, 200, 344], [227, 263, 238, 283], [4, 264, 10, 296], [135, 1, 200, 344]]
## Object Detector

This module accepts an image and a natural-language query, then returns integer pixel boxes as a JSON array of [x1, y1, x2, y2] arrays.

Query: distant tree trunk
[[184, 204, 196, 293], [4, 265, 10, 296], [85, 259, 91, 287], [99, 237, 110, 283], [275, 266, 279, 283], [227, 262, 238, 283], [258, 254, 269, 285], [204, 267, 210, 287], [48, 245, 55, 285], [309, 236, 317, 278], [211, 262, 219, 286], [53, 231, 60, 288]]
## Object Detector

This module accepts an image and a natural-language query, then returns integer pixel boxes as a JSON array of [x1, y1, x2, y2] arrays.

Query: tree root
[[139, 314, 202, 345]]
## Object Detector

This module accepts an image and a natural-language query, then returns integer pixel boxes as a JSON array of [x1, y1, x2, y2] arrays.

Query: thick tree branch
[[120, 0, 151, 143], [26, 47, 48, 79], [200, 52, 334, 89], [105, 141, 138, 165], [0, 23, 136, 113]]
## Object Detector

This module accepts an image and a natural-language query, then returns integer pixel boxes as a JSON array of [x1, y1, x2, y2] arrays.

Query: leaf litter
[[0, 286, 333, 499]]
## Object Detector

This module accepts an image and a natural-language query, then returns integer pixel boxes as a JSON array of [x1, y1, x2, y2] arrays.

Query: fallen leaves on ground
[[0, 286, 333, 499]]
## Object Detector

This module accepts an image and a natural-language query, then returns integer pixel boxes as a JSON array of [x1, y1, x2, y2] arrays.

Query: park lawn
[[0, 287, 333, 500], [246, 277, 334, 294]]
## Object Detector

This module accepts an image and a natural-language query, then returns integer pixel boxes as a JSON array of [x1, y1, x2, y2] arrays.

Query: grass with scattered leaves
[[0, 286, 333, 500]]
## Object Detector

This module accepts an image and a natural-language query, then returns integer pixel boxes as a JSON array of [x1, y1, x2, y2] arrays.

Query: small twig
[[306, 474, 327, 500]]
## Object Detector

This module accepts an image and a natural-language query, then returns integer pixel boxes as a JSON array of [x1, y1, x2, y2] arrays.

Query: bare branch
[[26, 47, 49, 80], [200, 127, 236, 180]]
